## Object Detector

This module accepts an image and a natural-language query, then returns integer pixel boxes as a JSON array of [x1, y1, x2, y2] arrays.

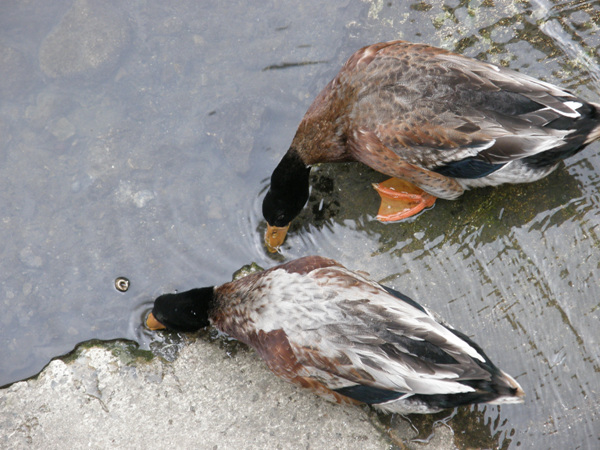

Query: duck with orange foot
[[147, 256, 524, 414], [262, 40, 600, 251]]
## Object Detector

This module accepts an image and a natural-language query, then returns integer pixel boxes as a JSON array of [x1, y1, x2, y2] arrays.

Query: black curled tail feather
[[443, 325, 524, 401], [524, 100, 600, 168]]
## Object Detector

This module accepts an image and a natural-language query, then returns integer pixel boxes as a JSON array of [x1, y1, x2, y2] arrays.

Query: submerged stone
[[39, 0, 130, 80]]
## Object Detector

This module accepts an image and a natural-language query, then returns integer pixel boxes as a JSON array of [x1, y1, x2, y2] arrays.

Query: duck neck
[[271, 147, 311, 190], [209, 274, 263, 343], [263, 147, 311, 225], [290, 76, 353, 165]]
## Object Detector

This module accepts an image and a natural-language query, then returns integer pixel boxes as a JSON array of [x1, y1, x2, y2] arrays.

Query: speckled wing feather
[[344, 41, 585, 176], [244, 257, 495, 399], [249, 328, 360, 406]]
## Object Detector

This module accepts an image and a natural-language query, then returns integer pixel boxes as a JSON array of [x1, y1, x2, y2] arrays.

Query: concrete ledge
[[1, 340, 391, 449]]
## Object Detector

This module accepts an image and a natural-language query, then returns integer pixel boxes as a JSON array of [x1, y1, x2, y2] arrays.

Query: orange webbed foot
[[372, 178, 436, 222]]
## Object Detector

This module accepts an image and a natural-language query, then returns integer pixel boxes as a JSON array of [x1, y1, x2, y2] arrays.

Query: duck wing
[[345, 41, 594, 179], [247, 260, 502, 402], [300, 275, 494, 398]]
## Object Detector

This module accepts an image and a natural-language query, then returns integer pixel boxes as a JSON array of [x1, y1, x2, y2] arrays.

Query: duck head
[[262, 148, 311, 252], [146, 287, 215, 332]]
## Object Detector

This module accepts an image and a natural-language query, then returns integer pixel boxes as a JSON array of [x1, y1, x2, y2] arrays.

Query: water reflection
[[128, 298, 157, 350]]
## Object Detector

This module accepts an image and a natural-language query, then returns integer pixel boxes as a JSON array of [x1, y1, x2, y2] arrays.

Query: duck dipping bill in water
[[262, 40, 600, 252], [146, 256, 524, 414]]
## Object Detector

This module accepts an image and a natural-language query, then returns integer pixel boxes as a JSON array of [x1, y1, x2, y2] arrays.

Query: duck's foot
[[372, 178, 436, 222]]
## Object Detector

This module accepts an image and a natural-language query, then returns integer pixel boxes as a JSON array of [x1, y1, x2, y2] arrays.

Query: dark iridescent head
[[262, 148, 311, 252], [146, 287, 215, 332]]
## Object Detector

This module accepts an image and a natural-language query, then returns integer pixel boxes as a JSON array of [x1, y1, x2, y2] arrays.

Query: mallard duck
[[262, 40, 600, 251], [146, 256, 524, 414]]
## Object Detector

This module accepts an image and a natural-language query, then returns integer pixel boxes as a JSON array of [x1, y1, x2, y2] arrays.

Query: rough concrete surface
[[1, 340, 390, 449], [0, 339, 457, 449]]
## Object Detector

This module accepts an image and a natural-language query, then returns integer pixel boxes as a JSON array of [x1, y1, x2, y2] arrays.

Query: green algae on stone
[[232, 262, 264, 281], [60, 339, 154, 366]]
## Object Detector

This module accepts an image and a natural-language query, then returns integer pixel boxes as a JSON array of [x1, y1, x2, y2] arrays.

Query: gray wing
[[280, 266, 493, 397], [346, 41, 584, 172]]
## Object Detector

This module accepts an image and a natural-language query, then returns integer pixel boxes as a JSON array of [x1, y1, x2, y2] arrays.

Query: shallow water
[[1, 0, 599, 447]]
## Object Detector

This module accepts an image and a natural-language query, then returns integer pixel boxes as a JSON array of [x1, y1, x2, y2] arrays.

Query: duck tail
[[584, 102, 600, 144], [487, 369, 525, 405]]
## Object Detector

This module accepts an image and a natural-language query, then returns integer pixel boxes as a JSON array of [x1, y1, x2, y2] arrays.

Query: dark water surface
[[1, 0, 599, 447]]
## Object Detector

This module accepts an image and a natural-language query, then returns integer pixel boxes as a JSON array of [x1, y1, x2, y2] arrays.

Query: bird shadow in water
[[294, 161, 585, 252]]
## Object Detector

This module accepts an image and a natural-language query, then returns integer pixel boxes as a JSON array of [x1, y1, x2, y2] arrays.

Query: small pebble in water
[[115, 277, 130, 292]]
